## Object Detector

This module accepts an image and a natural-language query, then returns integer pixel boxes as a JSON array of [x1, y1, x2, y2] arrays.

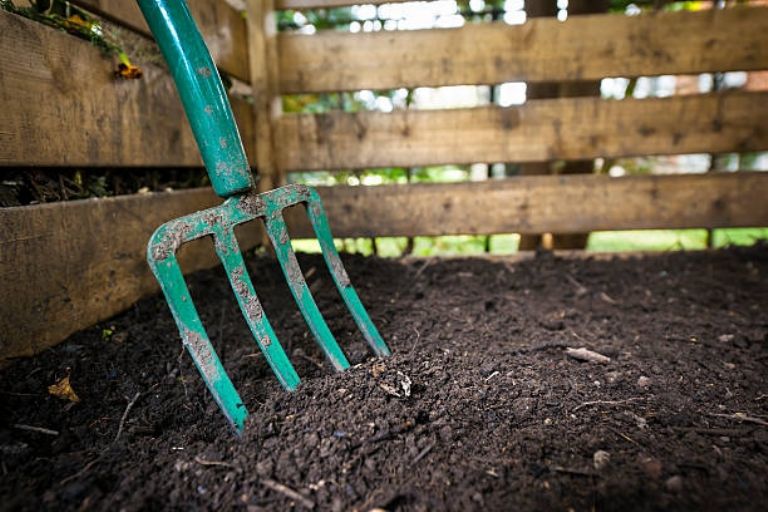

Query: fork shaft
[[137, 0, 253, 198]]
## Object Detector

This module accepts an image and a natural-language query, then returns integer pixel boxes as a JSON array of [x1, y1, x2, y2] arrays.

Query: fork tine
[[213, 226, 300, 390], [305, 189, 391, 357], [264, 212, 351, 372], [148, 234, 247, 432]]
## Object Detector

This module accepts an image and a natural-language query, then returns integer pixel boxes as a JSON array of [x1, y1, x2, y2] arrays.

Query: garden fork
[[138, 0, 390, 434]]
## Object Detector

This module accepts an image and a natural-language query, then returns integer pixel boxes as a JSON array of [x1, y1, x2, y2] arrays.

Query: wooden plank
[[277, 7, 768, 93], [276, 0, 408, 9], [247, 0, 284, 191], [3, 172, 765, 360], [0, 11, 255, 167], [71, 0, 250, 81], [0, 188, 262, 362], [283, 172, 768, 239], [276, 91, 768, 171]]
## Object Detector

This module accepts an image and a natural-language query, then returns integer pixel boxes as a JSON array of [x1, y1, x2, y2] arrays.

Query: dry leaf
[[115, 63, 143, 80], [48, 375, 80, 403]]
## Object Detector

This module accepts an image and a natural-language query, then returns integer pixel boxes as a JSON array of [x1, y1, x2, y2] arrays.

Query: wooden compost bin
[[2, 0, 768, 366]]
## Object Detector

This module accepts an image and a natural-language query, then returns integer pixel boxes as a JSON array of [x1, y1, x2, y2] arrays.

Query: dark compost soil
[[2, 247, 767, 511]]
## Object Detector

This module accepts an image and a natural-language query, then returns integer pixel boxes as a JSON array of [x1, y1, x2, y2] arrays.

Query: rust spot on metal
[[261, 334, 271, 347], [230, 267, 264, 322], [152, 221, 192, 261], [238, 192, 266, 216], [204, 105, 214, 114], [219, 137, 228, 148], [280, 227, 289, 245], [286, 251, 305, 299], [183, 329, 219, 380], [203, 211, 224, 226], [245, 295, 264, 322], [231, 267, 249, 297], [197, 66, 212, 77], [321, 239, 350, 288]]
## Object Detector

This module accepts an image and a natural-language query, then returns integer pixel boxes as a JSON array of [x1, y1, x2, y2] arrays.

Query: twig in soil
[[565, 273, 588, 296], [608, 427, 642, 448], [566, 347, 611, 364], [261, 478, 315, 510], [194, 455, 240, 471], [114, 392, 142, 443], [673, 427, 752, 437], [573, 397, 644, 412], [413, 259, 434, 279], [12, 424, 59, 436], [0, 391, 43, 397], [293, 350, 324, 371], [756, 394, 768, 402], [709, 412, 768, 427], [59, 457, 100, 486], [550, 465, 594, 477], [409, 326, 421, 355], [411, 442, 435, 466]]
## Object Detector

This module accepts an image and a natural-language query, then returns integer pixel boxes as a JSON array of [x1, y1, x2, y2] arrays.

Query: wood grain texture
[[0, 10, 255, 167], [71, 0, 250, 81], [3, 172, 766, 360], [0, 189, 261, 362], [277, 7, 768, 93], [247, 0, 284, 192], [285, 173, 768, 238], [276, 91, 768, 171]]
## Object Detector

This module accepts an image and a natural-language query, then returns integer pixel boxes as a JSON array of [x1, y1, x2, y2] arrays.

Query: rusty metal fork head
[[148, 184, 390, 433]]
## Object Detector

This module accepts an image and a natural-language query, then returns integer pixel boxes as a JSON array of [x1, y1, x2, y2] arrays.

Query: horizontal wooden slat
[[0, 11, 255, 167], [276, 0, 409, 9], [286, 172, 768, 238], [0, 189, 261, 362], [278, 7, 768, 93], [71, 0, 250, 81], [3, 172, 766, 360], [276, 91, 768, 171]]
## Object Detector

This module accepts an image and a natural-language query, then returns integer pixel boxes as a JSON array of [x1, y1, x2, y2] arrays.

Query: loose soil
[[1, 247, 767, 511]]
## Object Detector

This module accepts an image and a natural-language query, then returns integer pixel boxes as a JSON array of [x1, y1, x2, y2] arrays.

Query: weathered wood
[[71, 0, 250, 81], [247, 0, 283, 192], [284, 173, 768, 238], [275, 0, 408, 9], [0, 11, 255, 167], [277, 7, 768, 93], [3, 172, 765, 360], [276, 91, 768, 171], [0, 189, 261, 363]]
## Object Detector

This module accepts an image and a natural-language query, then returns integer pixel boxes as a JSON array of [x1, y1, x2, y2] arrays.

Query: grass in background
[[292, 228, 768, 257]]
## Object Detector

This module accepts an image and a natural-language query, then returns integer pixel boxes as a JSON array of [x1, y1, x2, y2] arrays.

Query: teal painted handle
[[137, 0, 253, 197]]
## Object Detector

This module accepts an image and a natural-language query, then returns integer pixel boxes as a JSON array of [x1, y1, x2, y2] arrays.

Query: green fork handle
[[136, 0, 253, 198]]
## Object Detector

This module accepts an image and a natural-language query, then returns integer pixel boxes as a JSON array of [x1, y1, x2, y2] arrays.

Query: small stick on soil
[[413, 259, 434, 279], [294, 350, 324, 371], [59, 457, 100, 486], [565, 273, 588, 296], [12, 424, 59, 436], [409, 326, 421, 355], [194, 455, 239, 471], [114, 392, 142, 443], [709, 413, 768, 427], [673, 427, 752, 436], [608, 427, 642, 447], [550, 465, 594, 477], [261, 478, 315, 510], [566, 347, 611, 364], [573, 397, 644, 412], [411, 442, 435, 466]]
